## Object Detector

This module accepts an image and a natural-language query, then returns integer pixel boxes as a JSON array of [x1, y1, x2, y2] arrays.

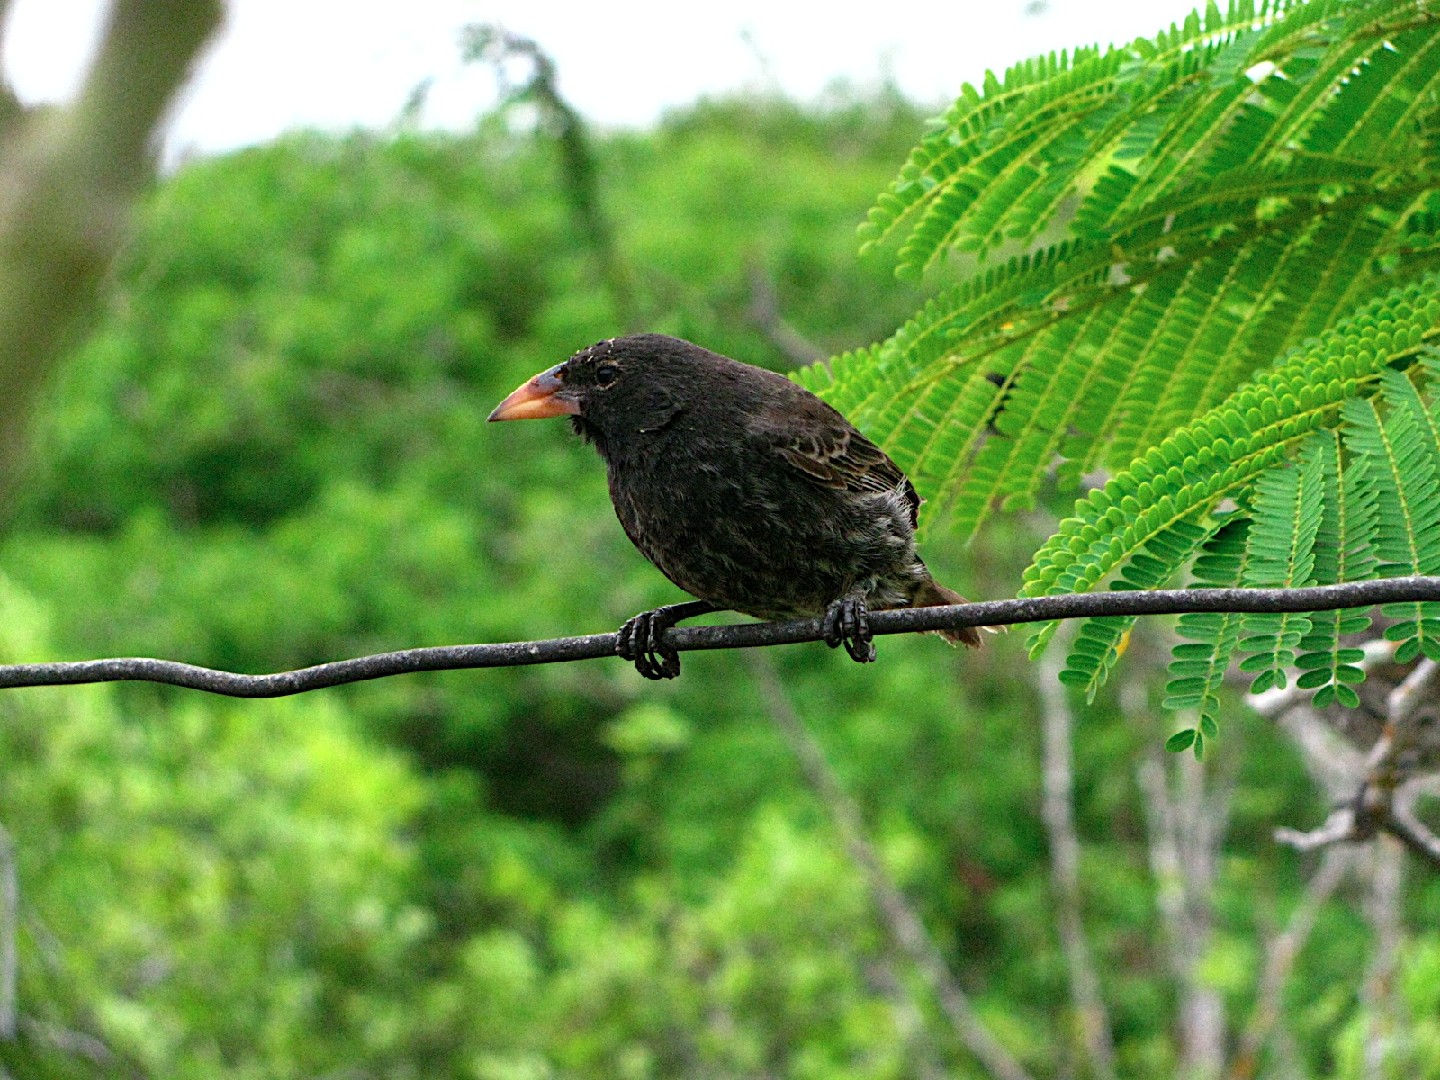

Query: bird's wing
[[749, 388, 922, 528]]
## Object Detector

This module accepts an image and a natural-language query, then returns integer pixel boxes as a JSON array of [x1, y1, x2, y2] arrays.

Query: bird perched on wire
[[489, 334, 981, 679]]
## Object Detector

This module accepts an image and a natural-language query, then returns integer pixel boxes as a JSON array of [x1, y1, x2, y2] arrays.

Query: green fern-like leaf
[[1059, 517, 1214, 700], [1164, 516, 1253, 725], [1235, 449, 1323, 693], [1023, 276, 1440, 606], [861, 48, 1128, 272], [812, 0, 1440, 548], [1342, 377, 1440, 661], [1293, 431, 1376, 708], [812, 0, 1440, 716]]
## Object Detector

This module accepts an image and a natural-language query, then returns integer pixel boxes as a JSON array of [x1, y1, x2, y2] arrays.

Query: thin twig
[[4, 578, 1440, 696], [1276, 808, 1363, 851], [746, 266, 825, 366], [466, 26, 637, 328], [17, 1015, 113, 1065], [1271, 647, 1440, 871], [748, 654, 1035, 1080], [1386, 797, 1440, 864]]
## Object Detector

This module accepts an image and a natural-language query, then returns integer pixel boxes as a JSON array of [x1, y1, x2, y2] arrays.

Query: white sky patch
[[4, 0, 1208, 158]]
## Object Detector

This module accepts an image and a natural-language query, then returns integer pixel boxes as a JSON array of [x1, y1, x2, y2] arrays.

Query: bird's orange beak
[[487, 364, 581, 421]]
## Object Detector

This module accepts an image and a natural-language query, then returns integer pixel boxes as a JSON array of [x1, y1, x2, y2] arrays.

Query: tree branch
[[1227, 848, 1350, 1080], [1388, 798, 1440, 864], [3, 577, 1440, 696], [1035, 645, 1116, 1080], [1361, 836, 1405, 1077], [748, 654, 1034, 1080], [0, 823, 14, 1041], [0, 0, 223, 494], [1267, 638, 1440, 872], [1135, 724, 1230, 1075], [465, 26, 638, 328]]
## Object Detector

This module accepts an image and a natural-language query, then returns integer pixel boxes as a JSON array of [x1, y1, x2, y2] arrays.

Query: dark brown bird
[[489, 334, 981, 678]]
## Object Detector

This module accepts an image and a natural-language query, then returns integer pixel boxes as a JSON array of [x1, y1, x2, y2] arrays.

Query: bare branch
[[17, 1015, 113, 1065], [1275, 807, 1364, 852], [746, 265, 826, 366], [0, 824, 13, 1040], [1383, 657, 1440, 728], [1035, 646, 1116, 1080], [3, 578, 1440, 696], [1269, 642, 1440, 871], [1266, 706, 1366, 797], [466, 26, 637, 328], [1274, 787, 1440, 870], [0, 0, 223, 492], [1361, 836, 1404, 1079], [1228, 848, 1350, 1080], [749, 655, 1035, 1080], [1387, 797, 1440, 864], [1136, 733, 1229, 1076]]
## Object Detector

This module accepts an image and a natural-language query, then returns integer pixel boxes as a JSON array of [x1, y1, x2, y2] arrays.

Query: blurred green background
[[1, 70, 1438, 1079]]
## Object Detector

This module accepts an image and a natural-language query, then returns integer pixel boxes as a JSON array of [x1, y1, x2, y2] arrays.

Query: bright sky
[[4, 1, 1205, 158]]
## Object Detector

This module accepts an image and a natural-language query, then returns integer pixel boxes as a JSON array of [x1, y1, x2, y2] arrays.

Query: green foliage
[[1330, 934, 1440, 1077], [1165, 515, 1252, 729], [1293, 431, 1375, 707], [0, 574, 431, 1079], [793, 0, 1440, 718], [1341, 370, 1440, 660], [1235, 437, 1323, 694], [2, 46, 1436, 1080], [12, 94, 1132, 1078]]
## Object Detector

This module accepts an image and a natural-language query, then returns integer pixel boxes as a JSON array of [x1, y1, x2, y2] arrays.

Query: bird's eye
[[595, 363, 619, 387]]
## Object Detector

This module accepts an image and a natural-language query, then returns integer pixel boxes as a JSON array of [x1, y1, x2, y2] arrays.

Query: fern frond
[[813, 0, 1440, 709], [1327, 24, 1440, 161], [860, 48, 1125, 269], [1235, 449, 1323, 693], [1164, 516, 1253, 724], [1059, 517, 1214, 699], [824, 168, 1433, 539], [1342, 376, 1440, 661], [1022, 275, 1440, 603], [1254, 1, 1440, 161], [818, 0, 1440, 550], [1294, 431, 1376, 707]]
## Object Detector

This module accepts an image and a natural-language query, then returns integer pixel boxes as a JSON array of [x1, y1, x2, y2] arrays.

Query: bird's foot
[[822, 596, 876, 663], [616, 600, 718, 680]]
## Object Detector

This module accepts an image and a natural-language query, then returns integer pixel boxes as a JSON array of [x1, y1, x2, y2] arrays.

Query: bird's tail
[[912, 579, 983, 648]]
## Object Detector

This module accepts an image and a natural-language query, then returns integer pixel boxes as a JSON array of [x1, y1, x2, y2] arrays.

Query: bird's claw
[[823, 597, 876, 663], [617, 608, 683, 680], [615, 599, 718, 680]]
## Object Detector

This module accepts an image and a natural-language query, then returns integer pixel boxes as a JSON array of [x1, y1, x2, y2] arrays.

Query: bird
[[488, 333, 981, 679]]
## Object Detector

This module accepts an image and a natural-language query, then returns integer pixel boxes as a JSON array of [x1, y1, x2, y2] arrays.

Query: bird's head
[[488, 335, 697, 445]]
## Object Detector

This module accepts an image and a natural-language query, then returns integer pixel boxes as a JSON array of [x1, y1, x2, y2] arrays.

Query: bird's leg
[[822, 594, 876, 663], [616, 599, 719, 680]]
